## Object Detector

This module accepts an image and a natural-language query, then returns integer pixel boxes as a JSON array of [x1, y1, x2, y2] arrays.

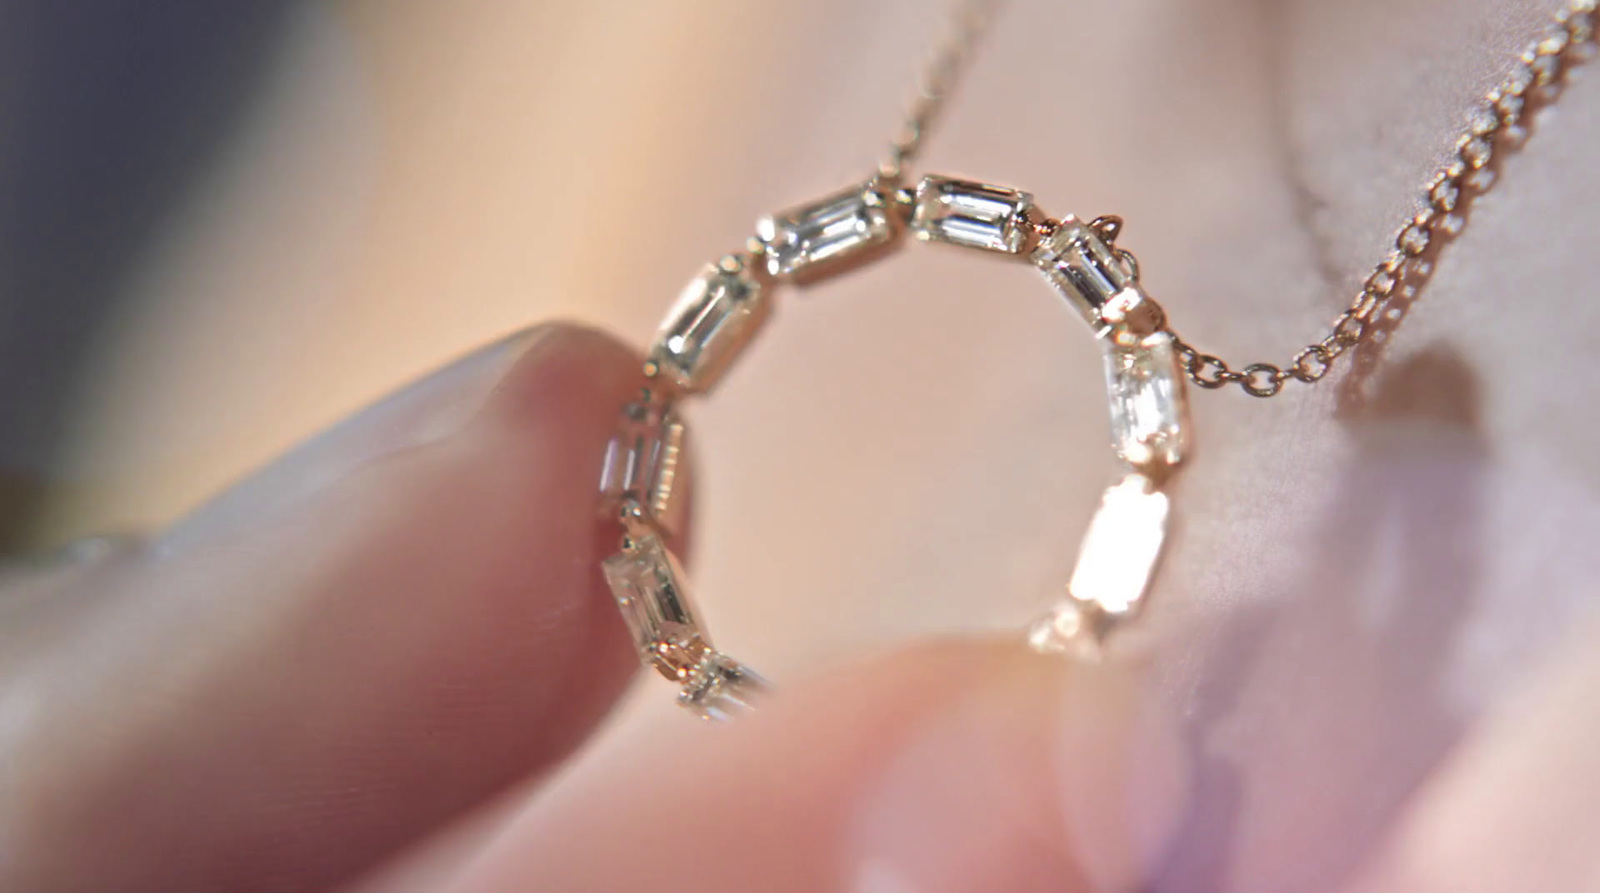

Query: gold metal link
[[1162, 0, 1594, 397], [1333, 312, 1368, 345], [1290, 344, 1334, 382], [1241, 364, 1286, 397], [1173, 341, 1240, 389], [1114, 247, 1142, 282]]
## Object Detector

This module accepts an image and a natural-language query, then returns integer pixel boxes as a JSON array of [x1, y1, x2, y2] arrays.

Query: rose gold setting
[[595, 0, 1596, 715], [610, 159, 1198, 689]]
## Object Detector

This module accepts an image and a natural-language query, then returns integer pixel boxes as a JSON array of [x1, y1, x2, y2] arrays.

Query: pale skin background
[[13, 0, 1600, 891]]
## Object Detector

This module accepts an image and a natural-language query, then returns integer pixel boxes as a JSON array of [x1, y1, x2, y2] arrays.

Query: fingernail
[[849, 647, 1190, 893], [159, 325, 551, 554]]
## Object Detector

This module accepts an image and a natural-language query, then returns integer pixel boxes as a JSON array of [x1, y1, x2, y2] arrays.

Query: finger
[[158, 326, 543, 555], [447, 641, 1192, 893], [1342, 611, 1600, 893], [2, 324, 663, 893], [5, 329, 538, 669], [0, 534, 144, 675]]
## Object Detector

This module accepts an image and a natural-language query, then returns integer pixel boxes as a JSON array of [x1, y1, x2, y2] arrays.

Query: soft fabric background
[[16, 1, 1600, 890]]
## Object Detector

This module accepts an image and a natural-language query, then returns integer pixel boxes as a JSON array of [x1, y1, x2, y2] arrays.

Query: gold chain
[[879, 0, 1007, 182], [890, 0, 1596, 397]]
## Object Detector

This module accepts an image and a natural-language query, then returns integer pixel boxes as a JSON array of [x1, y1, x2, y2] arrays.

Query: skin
[[13, 1, 1600, 891], [5, 324, 1600, 893]]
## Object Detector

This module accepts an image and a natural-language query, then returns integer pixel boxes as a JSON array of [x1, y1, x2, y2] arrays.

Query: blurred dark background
[[1, 2, 297, 554]]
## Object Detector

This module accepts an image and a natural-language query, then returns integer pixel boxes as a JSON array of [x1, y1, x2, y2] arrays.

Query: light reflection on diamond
[[1103, 332, 1191, 472]]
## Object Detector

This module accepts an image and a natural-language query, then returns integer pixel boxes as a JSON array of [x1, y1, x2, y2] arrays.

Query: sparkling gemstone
[[679, 653, 766, 721], [1032, 217, 1135, 332], [1067, 474, 1170, 616], [909, 175, 1038, 254], [1103, 331, 1191, 472], [650, 256, 770, 393], [598, 393, 686, 534], [756, 181, 901, 282], [602, 533, 711, 679]]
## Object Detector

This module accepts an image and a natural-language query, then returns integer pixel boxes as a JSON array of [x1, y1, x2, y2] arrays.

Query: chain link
[[881, 0, 1007, 181], [890, 0, 1593, 396], [1165, 1, 1595, 396]]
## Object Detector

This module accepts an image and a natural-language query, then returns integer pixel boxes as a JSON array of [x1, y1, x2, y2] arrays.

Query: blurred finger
[[1343, 611, 1600, 893], [158, 326, 545, 555], [448, 641, 1191, 893], [2, 330, 539, 682], [1, 324, 661, 893]]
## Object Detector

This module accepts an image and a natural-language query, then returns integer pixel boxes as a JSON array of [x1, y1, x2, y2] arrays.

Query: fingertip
[[480, 322, 646, 435], [451, 640, 1188, 893], [3, 321, 681, 893]]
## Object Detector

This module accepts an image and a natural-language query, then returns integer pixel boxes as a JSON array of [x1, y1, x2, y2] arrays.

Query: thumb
[[1342, 611, 1600, 893], [448, 641, 1192, 893], [1, 324, 665, 893]]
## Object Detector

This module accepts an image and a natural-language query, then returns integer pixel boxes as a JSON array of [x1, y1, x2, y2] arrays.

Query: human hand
[[3, 324, 1596, 893]]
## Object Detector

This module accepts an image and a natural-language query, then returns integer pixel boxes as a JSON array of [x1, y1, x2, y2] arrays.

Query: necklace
[[594, 0, 1597, 718]]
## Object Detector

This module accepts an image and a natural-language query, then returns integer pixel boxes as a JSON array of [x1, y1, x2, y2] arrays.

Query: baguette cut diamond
[[756, 181, 900, 282], [602, 533, 711, 679], [1067, 474, 1170, 615], [1033, 218, 1134, 332], [911, 175, 1037, 254], [599, 395, 686, 534], [650, 256, 770, 393], [1103, 331, 1191, 472], [1027, 474, 1171, 660]]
